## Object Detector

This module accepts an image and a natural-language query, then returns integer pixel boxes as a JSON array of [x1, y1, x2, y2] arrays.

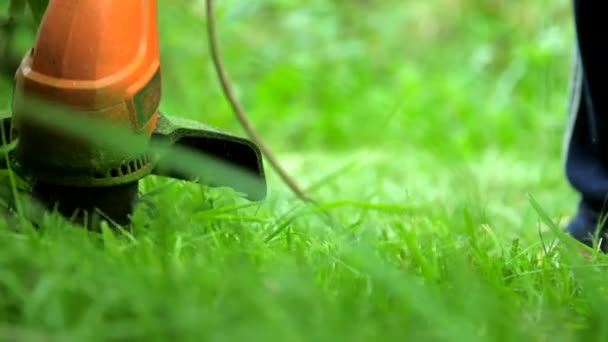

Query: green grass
[[2, 0, 607, 341]]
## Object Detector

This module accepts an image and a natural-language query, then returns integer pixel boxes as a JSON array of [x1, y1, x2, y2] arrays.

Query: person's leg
[[564, 0, 608, 248]]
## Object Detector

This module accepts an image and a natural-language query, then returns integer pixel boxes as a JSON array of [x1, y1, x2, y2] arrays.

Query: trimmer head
[[0, 0, 266, 228]]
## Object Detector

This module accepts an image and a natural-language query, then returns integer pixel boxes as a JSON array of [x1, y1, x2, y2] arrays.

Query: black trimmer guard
[[0, 112, 266, 228]]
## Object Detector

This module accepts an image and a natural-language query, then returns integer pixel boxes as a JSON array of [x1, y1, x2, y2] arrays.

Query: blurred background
[[0, 0, 576, 237]]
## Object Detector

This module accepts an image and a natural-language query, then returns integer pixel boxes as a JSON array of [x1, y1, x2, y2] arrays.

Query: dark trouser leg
[[564, 1, 608, 247]]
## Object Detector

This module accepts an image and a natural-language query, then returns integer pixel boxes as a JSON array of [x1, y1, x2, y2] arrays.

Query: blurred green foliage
[[155, 0, 574, 157], [1, 0, 575, 155], [25, 0, 49, 23]]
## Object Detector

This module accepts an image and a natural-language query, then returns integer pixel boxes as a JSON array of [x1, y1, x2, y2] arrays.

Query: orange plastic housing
[[14, 0, 161, 133]]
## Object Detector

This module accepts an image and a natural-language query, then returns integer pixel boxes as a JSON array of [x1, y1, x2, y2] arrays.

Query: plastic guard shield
[[151, 113, 267, 201]]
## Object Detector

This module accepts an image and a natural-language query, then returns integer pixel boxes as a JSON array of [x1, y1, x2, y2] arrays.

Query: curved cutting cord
[[205, 0, 313, 204]]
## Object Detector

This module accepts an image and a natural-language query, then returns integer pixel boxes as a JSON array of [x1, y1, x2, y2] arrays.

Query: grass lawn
[[2, 0, 607, 341]]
